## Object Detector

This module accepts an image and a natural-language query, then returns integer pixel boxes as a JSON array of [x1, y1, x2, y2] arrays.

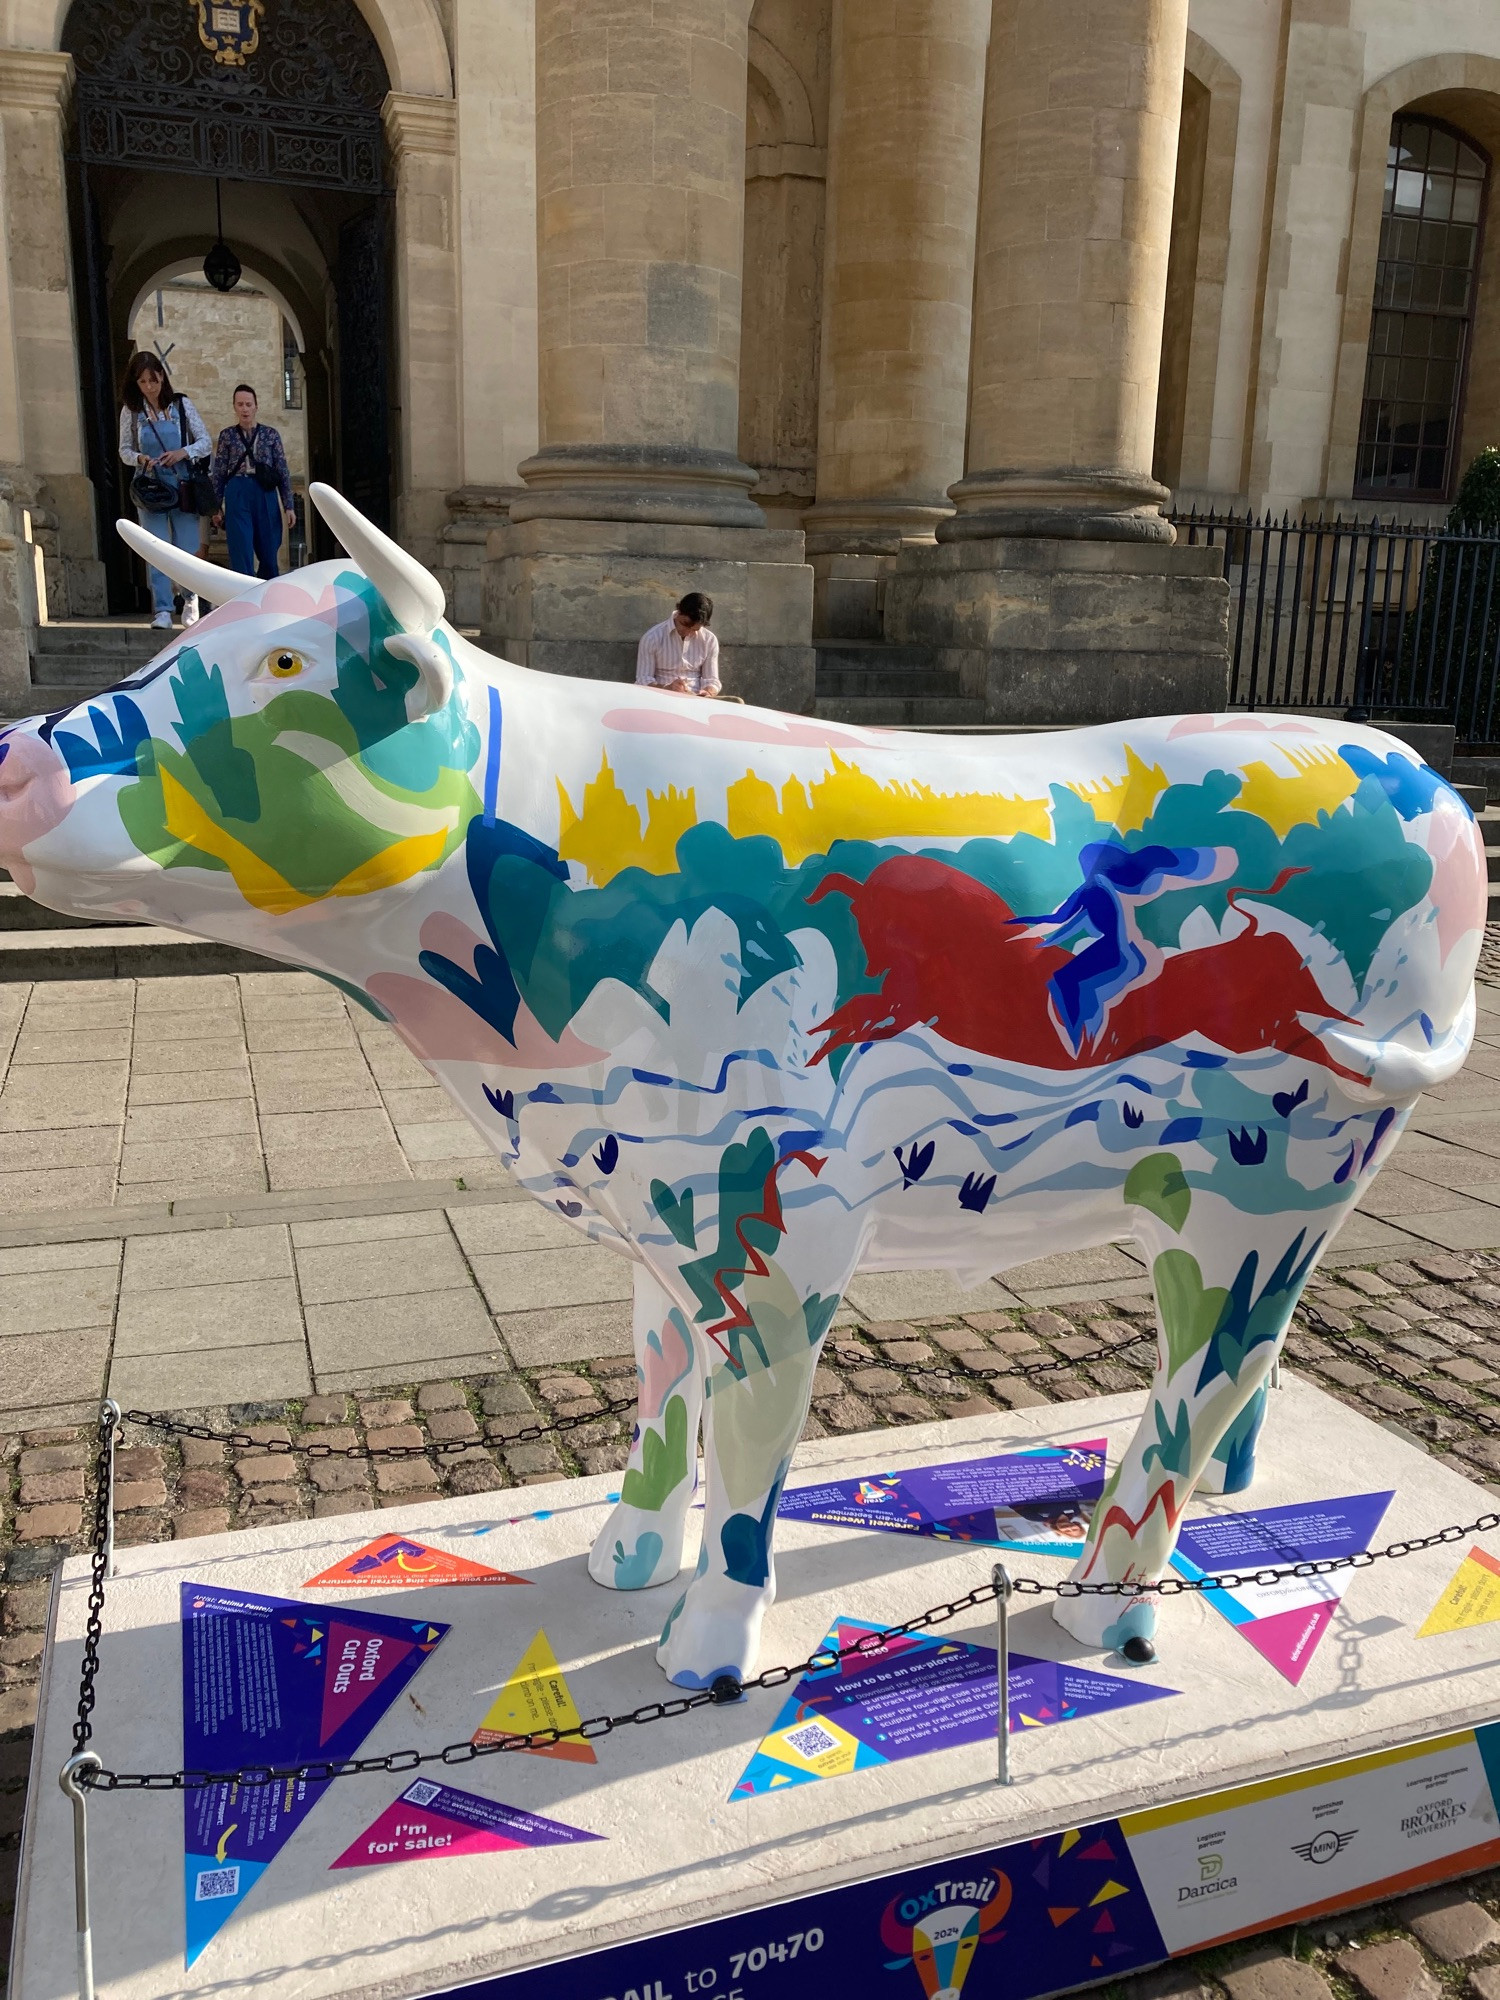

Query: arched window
[[1356, 115, 1488, 501]]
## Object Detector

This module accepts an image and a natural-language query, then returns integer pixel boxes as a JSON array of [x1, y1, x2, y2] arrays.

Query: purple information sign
[[779, 1439, 1106, 1553], [732, 1617, 1176, 1797], [180, 1583, 448, 1965]]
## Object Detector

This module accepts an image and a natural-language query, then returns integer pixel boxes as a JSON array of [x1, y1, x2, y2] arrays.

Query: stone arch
[[747, 25, 815, 151], [1154, 31, 1241, 494], [125, 261, 308, 356], [0, 0, 451, 97], [1328, 53, 1500, 501]]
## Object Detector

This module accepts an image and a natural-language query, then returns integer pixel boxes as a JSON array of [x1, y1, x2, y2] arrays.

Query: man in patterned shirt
[[635, 592, 721, 696]]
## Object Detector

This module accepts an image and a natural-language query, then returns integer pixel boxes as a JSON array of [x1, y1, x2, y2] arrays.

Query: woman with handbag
[[118, 352, 214, 630], [210, 385, 295, 581]]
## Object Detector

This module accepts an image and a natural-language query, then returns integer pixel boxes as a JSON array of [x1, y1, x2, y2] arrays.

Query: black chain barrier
[[70, 1377, 1500, 1795]]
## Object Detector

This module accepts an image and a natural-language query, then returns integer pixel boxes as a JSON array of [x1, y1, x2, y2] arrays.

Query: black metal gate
[[1174, 509, 1500, 747], [60, 0, 393, 607]]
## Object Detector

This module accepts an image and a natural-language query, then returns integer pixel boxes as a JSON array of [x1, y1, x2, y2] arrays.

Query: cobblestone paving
[[2, 1244, 1500, 1986]]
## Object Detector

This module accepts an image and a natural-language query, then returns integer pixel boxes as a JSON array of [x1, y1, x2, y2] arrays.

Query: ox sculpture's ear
[[116, 521, 259, 604], [307, 482, 453, 715]]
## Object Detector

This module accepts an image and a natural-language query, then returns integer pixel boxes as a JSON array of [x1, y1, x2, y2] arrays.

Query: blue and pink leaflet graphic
[[180, 1583, 448, 1964], [778, 1439, 1107, 1554]]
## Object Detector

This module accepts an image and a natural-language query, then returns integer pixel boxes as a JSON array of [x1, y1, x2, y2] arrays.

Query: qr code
[[782, 1720, 841, 1761], [404, 1780, 441, 1808], [194, 1866, 240, 1902]]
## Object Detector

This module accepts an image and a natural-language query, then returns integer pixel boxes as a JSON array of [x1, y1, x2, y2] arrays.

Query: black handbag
[[129, 410, 181, 513], [176, 469, 217, 516]]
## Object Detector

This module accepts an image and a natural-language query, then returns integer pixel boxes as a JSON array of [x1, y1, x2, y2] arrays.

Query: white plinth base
[[13, 1378, 1500, 2000]]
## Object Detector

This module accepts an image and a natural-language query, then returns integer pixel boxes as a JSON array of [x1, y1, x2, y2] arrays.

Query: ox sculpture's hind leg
[[1051, 1184, 1362, 1659], [589, 1269, 705, 1591]]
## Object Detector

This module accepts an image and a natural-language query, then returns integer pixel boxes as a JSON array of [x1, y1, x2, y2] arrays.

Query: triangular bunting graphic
[[1239, 1601, 1337, 1685], [473, 1630, 596, 1765], [1058, 1830, 1082, 1854], [1094, 1911, 1116, 1933], [1049, 1907, 1080, 1927], [1419, 1546, 1500, 1638], [1170, 1491, 1393, 1685], [180, 1584, 448, 1965], [1090, 1880, 1130, 1905], [1078, 1837, 1114, 1862], [331, 1779, 601, 1868], [304, 1534, 529, 1589]]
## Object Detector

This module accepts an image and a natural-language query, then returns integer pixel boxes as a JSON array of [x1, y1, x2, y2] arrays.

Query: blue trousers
[[225, 478, 283, 580], [135, 505, 201, 617]]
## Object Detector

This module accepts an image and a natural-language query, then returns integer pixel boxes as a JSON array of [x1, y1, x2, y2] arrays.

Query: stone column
[[949, 0, 1186, 541], [803, 0, 990, 639], [383, 92, 463, 578], [516, 0, 760, 526], [883, 0, 1230, 722], [0, 50, 103, 617], [483, 0, 814, 708]]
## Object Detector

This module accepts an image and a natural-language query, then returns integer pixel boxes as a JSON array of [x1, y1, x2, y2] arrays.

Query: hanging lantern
[[203, 179, 241, 292]]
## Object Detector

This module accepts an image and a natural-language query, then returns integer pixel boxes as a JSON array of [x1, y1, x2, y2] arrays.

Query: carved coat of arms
[[194, 0, 264, 66]]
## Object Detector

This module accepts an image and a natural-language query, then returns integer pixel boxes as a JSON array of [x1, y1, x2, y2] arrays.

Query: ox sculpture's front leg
[[589, 1270, 705, 1590], [651, 1159, 859, 1689], [1051, 1183, 1362, 1660]]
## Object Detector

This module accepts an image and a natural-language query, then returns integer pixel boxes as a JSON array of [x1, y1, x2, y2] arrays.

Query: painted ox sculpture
[[0, 487, 1484, 1689]]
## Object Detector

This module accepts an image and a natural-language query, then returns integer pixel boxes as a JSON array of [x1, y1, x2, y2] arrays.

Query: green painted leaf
[[1152, 1247, 1229, 1378], [1124, 1152, 1191, 1233], [620, 1394, 689, 1512], [651, 1179, 697, 1248]]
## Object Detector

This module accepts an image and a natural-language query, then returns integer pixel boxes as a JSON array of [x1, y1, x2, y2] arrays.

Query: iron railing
[[1172, 509, 1500, 745]]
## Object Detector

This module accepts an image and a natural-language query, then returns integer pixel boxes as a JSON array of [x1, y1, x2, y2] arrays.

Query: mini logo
[[1291, 1829, 1355, 1865], [1199, 1854, 1223, 1880]]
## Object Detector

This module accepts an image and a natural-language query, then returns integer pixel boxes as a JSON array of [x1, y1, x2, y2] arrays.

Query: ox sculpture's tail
[[1312, 807, 1487, 1103]]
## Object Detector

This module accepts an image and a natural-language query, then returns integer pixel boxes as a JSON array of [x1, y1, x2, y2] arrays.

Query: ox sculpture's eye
[[263, 648, 306, 679]]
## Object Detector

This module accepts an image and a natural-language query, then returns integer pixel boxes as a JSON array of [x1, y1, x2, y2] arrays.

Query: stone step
[[1454, 782, 1489, 812], [0, 925, 283, 981], [0, 883, 102, 932], [814, 643, 963, 701], [34, 619, 162, 657], [0, 684, 98, 722], [813, 694, 989, 727]]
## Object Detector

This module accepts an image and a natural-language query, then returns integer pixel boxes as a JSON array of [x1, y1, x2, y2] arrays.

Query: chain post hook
[[59, 1751, 102, 2000], [100, 1401, 120, 1581]]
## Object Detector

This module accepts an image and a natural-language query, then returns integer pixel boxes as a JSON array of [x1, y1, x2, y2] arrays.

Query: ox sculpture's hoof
[[1050, 1587, 1159, 1662], [587, 1499, 690, 1591], [656, 1573, 772, 1689]]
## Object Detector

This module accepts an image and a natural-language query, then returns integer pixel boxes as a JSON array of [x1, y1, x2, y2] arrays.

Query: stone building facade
[[0, 0, 1496, 717]]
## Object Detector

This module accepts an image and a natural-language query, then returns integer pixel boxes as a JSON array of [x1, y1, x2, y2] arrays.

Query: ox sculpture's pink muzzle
[[0, 723, 76, 894]]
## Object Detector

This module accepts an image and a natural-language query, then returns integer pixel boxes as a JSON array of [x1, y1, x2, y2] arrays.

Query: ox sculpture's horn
[[115, 521, 259, 605], [308, 481, 453, 715], [308, 482, 444, 636]]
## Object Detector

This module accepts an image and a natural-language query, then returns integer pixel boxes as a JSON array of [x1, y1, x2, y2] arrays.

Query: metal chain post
[[59, 1752, 102, 2000], [994, 1563, 1013, 1787]]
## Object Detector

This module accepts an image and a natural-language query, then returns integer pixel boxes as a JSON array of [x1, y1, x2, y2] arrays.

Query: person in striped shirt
[[635, 592, 721, 696]]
